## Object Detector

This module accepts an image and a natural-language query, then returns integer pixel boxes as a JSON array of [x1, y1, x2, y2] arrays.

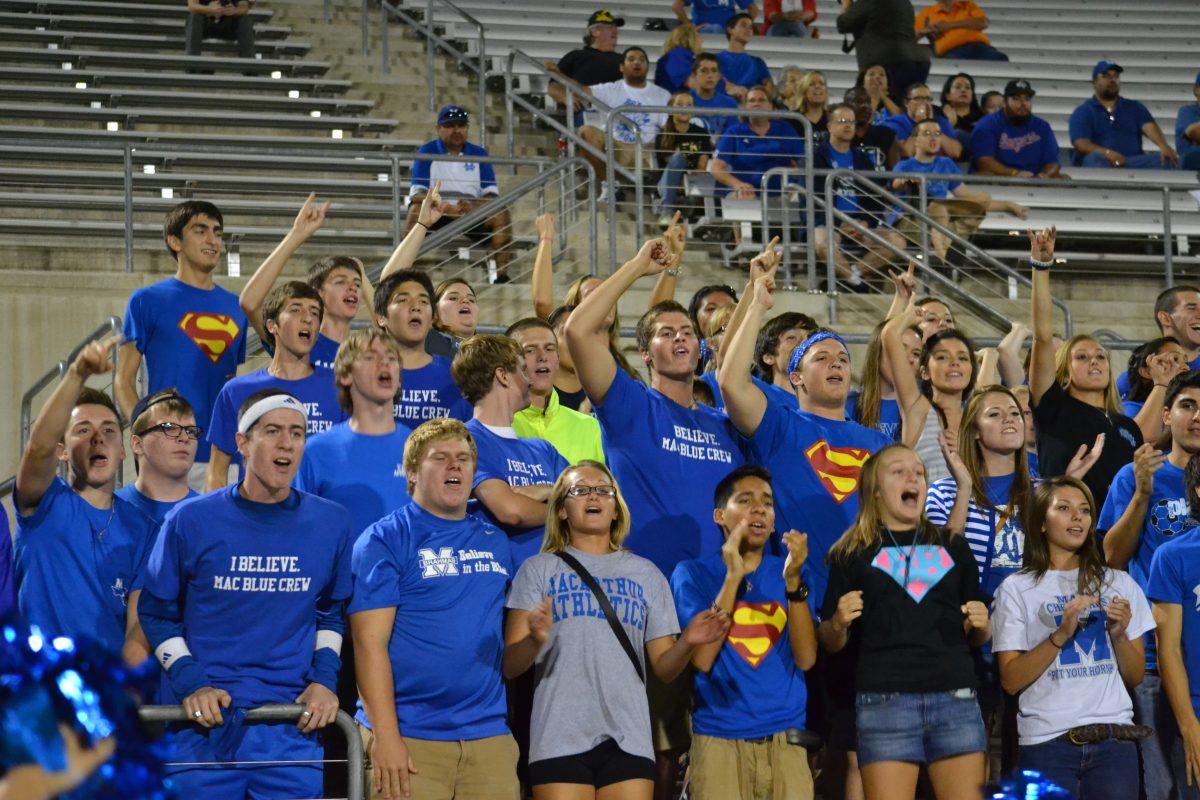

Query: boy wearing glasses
[[118, 389, 201, 527]]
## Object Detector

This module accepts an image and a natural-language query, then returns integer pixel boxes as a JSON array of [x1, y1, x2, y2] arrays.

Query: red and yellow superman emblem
[[178, 313, 240, 365], [804, 440, 871, 503], [727, 601, 786, 668]]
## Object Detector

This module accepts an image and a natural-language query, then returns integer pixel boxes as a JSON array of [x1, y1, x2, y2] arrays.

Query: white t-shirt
[[992, 567, 1155, 745], [589, 80, 672, 144]]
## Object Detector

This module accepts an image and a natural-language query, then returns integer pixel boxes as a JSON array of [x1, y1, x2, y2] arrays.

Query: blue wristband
[[166, 656, 210, 699], [1030, 257, 1052, 271], [306, 647, 342, 694]]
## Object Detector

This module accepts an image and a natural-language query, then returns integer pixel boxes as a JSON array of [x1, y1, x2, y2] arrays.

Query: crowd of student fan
[[8, 192, 1200, 800]]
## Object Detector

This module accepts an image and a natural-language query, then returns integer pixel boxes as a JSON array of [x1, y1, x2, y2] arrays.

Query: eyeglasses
[[136, 422, 204, 441], [566, 485, 617, 498], [830, 117, 856, 125]]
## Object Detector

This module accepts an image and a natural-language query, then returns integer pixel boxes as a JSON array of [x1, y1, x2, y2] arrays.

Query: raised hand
[[721, 521, 749, 580], [529, 596, 553, 645], [1132, 443, 1167, 499], [1105, 596, 1132, 640], [535, 212, 556, 241], [295, 682, 339, 732], [681, 608, 732, 646], [663, 210, 687, 266], [781, 530, 809, 588], [887, 259, 917, 303], [291, 192, 331, 241], [749, 236, 781, 282], [1065, 433, 1105, 480], [70, 336, 120, 380], [1027, 226, 1057, 263], [417, 180, 445, 228], [940, 430, 970, 491], [1056, 594, 1098, 642], [629, 237, 676, 277], [1147, 349, 1187, 388]]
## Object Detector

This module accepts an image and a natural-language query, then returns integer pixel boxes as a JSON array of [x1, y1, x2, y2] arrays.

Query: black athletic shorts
[[528, 738, 655, 788]]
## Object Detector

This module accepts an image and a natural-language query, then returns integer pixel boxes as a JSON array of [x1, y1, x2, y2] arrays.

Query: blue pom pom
[[989, 769, 1075, 799]]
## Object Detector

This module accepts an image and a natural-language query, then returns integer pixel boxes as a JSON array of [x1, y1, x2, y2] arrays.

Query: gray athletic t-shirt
[[507, 546, 681, 763]]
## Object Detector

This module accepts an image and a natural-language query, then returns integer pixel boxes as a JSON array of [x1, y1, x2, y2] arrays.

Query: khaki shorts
[[647, 667, 692, 753], [359, 726, 520, 800], [689, 731, 815, 800], [896, 198, 986, 242]]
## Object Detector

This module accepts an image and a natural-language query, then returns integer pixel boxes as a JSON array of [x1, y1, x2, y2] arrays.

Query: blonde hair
[[778, 66, 805, 112], [827, 444, 945, 562], [402, 418, 478, 494], [798, 70, 827, 114], [662, 22, 702, 54], [332, 329, 403, 414], [564, 275, 642, 381], [702, 304, 737, 375], [541, 461, 632, 554], [1054, 334, 1123, 416], [450, 334, 523, 406]]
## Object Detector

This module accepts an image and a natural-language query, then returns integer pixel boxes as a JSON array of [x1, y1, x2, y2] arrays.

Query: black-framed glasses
[[566, 485, 617, 499], [136, 422, 203, 441]]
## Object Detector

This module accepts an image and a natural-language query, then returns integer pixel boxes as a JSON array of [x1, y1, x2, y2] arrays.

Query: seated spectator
[[1116, 286, 1200, 398], [836, 0, 931, 106], [793, 70, 831, 142], [1069, 61, 1180, 169], [655, 23, 702, 94], [883, 82, 964, 159], [994, 477, 1151, 799], [1175, 71, 1200, 171], [689, 53, 741, 138], [407, 106, 513, 283], [775, 65, 805, 114], [845, 86, 901, 167], [979, 90, 1003, 115], [891, 119, 1028, 264], [762, 0, 816, 37], [655, 92, 713, 222], [579, 47, 672, 196], [971, 80, 1061, 178], [813, 103, 904, 289], [939, 72, 984, 135], [433, 278, 477, 341], [185, 0, 254, 59], [718, 13, 775, 102], [914, 0, 1008, 61], [856, 64, 903, 124], [547, 10, 624, 114], [710, 87, 804, 198], [670, 465, 818, 798], [673, 0, 758, 34]]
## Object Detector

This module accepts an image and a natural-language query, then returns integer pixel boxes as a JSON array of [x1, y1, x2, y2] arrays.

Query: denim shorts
[[855, 689, 986, 766]]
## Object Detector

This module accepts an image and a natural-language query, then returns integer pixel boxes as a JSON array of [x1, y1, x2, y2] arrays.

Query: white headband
[[237, 394, 308, 435]]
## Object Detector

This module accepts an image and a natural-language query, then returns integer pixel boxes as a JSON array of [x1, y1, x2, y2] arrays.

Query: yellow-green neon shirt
[[513, 389, 605, 466]]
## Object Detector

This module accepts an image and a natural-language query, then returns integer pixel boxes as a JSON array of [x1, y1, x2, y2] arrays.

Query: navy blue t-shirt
[[969, 111, 1060, 174], [672, 552, 807, 739], [1068, 96, 1154, 164], [716, 51, 770, 90], [350, 503, 513, 741], [690, 90, 741, 139], [15, 478, 156, 648], [714, 121, 805, 194], [1148, 532, 1200, 717]]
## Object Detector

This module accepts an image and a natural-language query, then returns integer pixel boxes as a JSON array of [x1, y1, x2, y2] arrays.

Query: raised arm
[[1027, 227, 1058, 405], [531, 213, 557, 319], [564, 238, 675, 405], [881, 300, 930, 444], [240, 193, 330, 342], [996, 321, 1030, 387], [15, 337, 118, 516], [378, 181, 445, 283], [648, 212, 685, 309], [1102, 444, 1165, 569], [716, 242, 779, 436]]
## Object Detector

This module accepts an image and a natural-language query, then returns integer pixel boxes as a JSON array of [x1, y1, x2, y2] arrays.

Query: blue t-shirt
[[1148, 531, 1200, 717], [687, 0, 752, 26], [746, 401, 890, 608], [1068, 96, 1154, 164], [143, 486, 354, 706], [827, 147, 858, 213], [893, 155, 962, 200], [395, 356, 471, 426], [122, 278, 247, 463], [845, 391, 903, 442], [926, 473, 1025, 597], [0, 507, 14, 622], [208, 367, 345, 467], [1117, 352, 1200, 398], [714, 121, 805, 194], [115, 485, 199, 529], [309, 333, 341, 372], [969, 111, 1060, 174], [1122, 399, 1144, 419], [716, 50, 770, 91], [655, 48, 695, 94], [881, 113, 956, 142], [349, 502, 512, 741], [1176, 103, 1200, 162], [699, 370, 724, 412], [409, 139, 498, 200], [594, 369, 746, 577], [15, 478, 156, 649], [294, 420, 412, 535], [690, 90, 741, 139], [466, 420, 568, 569], [671, 552, 807, 739], [1098, 460, 1191, 671]]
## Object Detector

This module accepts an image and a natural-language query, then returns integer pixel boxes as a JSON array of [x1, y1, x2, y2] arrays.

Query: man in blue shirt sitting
[[1069, 61, 1179, 169], [882, 82, 963, 159], [673, 0, 757, 33], [710, 87, 804, 198], [717, 13, 774, 102], [690, 53, 741, 139], [971, 79, 1061, 178], [407, 105, 512, 282], [1175, 71, 1200, 171]]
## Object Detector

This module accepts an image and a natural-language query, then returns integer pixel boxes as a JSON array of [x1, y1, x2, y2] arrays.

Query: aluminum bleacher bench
[[0, 104, 396, 134], [0, 10, 289, 39], [0, 125, 422, 152], [0, 166, 404, 197], [0, 190, 399, 219], [0, 143, 402, 176], [0, 26, 310, 57], [0, 217, 399, 248], [0, 0, 272, 23], [0, 45, 328, 75], [0, 84, 376, 115], [0, 65, 352, 94]]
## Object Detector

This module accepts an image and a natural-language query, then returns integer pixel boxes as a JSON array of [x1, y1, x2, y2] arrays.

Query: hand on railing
[[182, 686, 232, 728], [295, 682, 340, 733]]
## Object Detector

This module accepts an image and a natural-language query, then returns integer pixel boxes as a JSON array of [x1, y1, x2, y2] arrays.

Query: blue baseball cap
[[436, 105, 469, 125], [1092, 60, 1123, 79]]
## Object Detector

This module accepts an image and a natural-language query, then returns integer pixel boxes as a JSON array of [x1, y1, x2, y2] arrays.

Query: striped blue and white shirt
[[926, 473, 1025, 598]]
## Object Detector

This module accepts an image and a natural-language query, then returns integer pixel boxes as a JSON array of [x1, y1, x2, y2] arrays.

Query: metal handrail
[[138, 704, 363, 800], [379, 0, 488, 147], [817, 166, 1074, 334]]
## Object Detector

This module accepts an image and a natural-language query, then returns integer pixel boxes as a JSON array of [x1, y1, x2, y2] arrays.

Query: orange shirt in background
[[914, 1, 990, 57]]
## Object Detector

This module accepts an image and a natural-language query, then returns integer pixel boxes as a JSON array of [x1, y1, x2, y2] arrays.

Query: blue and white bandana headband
[[237, 393, 308, 435], [788, 330, 849, 375]]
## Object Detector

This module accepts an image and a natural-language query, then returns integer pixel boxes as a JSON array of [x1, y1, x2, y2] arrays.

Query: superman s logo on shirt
[[804, 440, 871, 503], [727, 601, 786, 668], [178, 313, 240, 365]]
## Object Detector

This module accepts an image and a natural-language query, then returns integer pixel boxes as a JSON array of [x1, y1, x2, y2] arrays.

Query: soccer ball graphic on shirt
[[1149, 497, 1190, 539]]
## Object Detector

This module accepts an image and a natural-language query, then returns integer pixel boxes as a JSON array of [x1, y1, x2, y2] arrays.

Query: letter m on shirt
[[419, 547, 459, 578], [1056, 615, 1111, 665]]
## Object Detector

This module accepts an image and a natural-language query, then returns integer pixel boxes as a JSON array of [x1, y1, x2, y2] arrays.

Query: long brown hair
[[958, 385, 1033, 530], [857, 320, 921, 431], [827, 444, 946, 563], [564, 275, 642, 381], [1022, 476, 1107, 598], [1054, 334, 1122, 416]]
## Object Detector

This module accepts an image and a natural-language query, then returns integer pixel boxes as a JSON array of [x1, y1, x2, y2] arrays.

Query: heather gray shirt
[[508, 547, 680, 762]]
